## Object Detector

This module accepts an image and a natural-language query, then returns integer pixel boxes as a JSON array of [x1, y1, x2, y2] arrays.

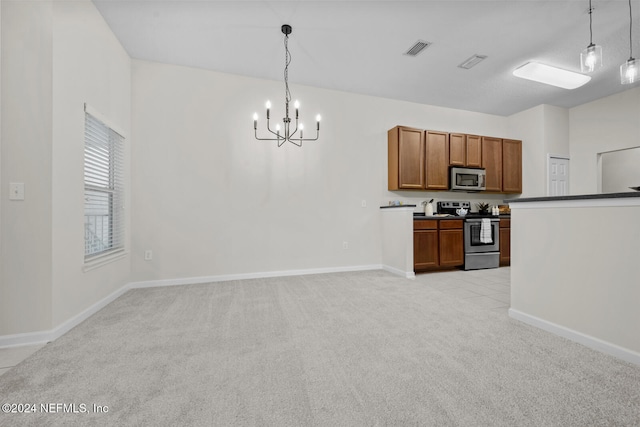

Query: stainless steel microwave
[[450, 167, 486, 191]]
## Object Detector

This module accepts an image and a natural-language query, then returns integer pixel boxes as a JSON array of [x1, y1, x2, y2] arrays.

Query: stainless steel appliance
[[463, 216, 500, 270], [436, 201, 471, 215], [450, 167, 486, 192]]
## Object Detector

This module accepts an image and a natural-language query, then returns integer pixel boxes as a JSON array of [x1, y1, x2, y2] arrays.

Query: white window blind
[[84, 110, 125, 261]]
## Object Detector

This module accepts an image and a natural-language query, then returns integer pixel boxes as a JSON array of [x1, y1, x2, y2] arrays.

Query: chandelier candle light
[[253, 25, 321, 147]]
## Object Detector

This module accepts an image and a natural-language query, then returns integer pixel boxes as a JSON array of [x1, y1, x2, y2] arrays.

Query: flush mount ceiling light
[[253, 25, 321, 147], [513, 62, 591, 89], [580, 0, 603, 73], [620, 0, 638, 84], [458, 54, 488, 70]]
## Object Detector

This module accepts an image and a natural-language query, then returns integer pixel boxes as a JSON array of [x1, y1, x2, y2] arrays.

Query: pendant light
[[253, 25, 321, 147], [580, 0, 603, 73], [621, 0, 638, 84]]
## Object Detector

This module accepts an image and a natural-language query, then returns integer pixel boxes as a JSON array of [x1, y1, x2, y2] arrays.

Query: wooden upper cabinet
[[466, 135, 482, 168], [425, 131, 449, 190], [388, 126, 425, 190], [502, 139, 522, 193], [449, 133, 466, 166], [481, 136, 503, 192]]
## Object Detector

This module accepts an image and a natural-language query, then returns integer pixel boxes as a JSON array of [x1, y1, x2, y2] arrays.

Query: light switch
[[9, 183, 25, 201]]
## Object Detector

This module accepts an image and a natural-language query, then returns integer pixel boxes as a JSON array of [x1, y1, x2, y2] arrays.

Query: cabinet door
[[425, 131, 449, 190], [502, 139, 522, 193], [499, 225, 511, 265], [414, 230, 439, 270], [449, 133, 466, 166], [482, 137, 503, 192], [439, 229, 464, 267], [466, 135, 482, 168], [388, 126, 425, 190]]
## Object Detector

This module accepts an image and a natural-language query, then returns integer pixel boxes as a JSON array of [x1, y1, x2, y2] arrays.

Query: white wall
[[510, 199, 640, 360], [131, 60, 511, 283], [51, 0, 131, 327], [506, 104, 569, 198], [601, 147, 640, 193], [570, 87, 640, 195], [0, 0, 54, 335], [507, 105, 545, 198], [0, 0, 130, 336]]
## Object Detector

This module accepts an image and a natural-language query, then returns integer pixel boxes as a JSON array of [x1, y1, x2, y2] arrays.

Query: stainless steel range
[[463, 216, 500, 270], [437, 201, 500, 270]]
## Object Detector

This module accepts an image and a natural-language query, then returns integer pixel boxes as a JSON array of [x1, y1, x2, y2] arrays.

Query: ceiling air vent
[[404, 40, 432, 56], [458, 54, 488, 69]]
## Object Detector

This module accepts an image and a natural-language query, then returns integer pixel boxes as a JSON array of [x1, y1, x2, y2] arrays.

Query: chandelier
[[253, 24, 321, 147]]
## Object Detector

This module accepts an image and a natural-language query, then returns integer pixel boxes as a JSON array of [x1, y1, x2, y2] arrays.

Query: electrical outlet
[[361, 200, 367, 208], [343, 241, 349, 250], [144, 250, 153, 261], [9, 183, 25, 201]]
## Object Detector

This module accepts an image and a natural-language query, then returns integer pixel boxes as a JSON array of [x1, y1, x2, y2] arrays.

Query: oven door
[[464, 219, 500, 253]]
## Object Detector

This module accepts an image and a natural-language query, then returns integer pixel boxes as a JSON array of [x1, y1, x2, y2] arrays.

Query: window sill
[[83, 249, 128, 273]]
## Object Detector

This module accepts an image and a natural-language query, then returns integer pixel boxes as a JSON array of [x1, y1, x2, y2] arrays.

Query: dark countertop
[[413, 214, 510, 220], [379, 204, 417, 209], [506, 191, 640, 204]]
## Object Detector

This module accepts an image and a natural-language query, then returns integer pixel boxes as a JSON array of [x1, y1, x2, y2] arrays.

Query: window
[[84, 108, 125, 261]]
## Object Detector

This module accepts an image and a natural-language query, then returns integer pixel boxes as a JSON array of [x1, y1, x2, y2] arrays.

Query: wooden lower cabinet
[[439, 231, 464, 267], [414, 219, 463, 271], [499, 218, 511, 266], [414, 220, 439, 269]]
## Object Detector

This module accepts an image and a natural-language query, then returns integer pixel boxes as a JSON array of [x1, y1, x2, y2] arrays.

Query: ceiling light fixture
[[512, 62, 591, 89], [620, 0, 638, 84], [580, 0, 603, 73], [253, 25, 321, 147], [458, 54, 488, 70]]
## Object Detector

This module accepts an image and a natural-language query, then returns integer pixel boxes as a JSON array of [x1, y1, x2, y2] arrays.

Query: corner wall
[[51, 0, 131, 327], [569, 87, 640, 195], [0, 0, 131, 337]]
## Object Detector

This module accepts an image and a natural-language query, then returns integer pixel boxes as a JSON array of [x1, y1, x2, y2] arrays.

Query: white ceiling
[[92, 0, 640, 116]]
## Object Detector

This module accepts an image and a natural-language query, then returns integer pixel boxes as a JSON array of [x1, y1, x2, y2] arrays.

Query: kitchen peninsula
[[507, 192, 640, 365]]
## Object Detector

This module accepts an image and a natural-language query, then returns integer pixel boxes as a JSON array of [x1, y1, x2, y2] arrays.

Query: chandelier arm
[[254, 129, 281, 142], [296, 130, 320, 142], [264, 118, 282, 138]]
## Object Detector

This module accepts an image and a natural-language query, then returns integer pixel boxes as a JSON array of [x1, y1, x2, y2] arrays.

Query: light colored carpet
[[1, 270, 639, 426]]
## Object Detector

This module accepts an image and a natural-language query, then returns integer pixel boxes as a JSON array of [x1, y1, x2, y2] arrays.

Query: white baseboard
[[0, 264, 382, 349], [382, 264, 415, 279], [0, 284, 134, 349], [509, 308, 640, 366], [127, 264, 383, 289]]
